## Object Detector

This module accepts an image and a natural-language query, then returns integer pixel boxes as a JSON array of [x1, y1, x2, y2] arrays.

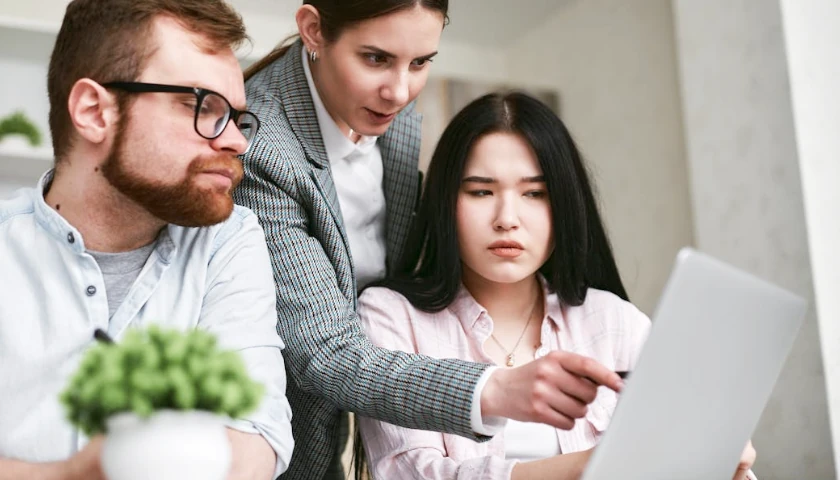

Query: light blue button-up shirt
[[0, 173, 294, 476]]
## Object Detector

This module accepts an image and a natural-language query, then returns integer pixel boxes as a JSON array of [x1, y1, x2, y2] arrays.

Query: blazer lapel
[[269, 41, 421, 274], [379, 106, 422, 272], [274, 41, 349, 253]]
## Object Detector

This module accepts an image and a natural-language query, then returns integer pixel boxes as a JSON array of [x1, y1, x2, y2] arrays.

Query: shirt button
[[67, 232, 75, 244], [86, 285, 97, 296]]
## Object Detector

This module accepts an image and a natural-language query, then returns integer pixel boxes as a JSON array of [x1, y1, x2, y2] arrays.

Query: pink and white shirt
[[358, 282, 651, 479]]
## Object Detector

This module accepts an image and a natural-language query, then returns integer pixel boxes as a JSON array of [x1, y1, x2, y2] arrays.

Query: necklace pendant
[[506, 353, 515, 367]]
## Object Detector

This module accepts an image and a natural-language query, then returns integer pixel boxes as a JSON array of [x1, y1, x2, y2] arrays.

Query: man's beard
[[101, 117, 244, 227]]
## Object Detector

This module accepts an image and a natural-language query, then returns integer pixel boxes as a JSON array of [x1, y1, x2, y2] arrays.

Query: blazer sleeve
[[357, 288, 516, 480], [233, 147, 491, 440]]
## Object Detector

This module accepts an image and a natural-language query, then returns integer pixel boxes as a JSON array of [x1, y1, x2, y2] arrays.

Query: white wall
[[0, 0, 67, 23], [673, 0, 834, 478], [505, 0, 694, 314], [780, 0, 840, 473]]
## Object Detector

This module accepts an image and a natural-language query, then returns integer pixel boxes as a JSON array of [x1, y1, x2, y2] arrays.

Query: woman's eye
[[411, 58, 432, 68], [524, 190, 547, 198], [467, 190, 492, 197], [363, 53, 388, 65]]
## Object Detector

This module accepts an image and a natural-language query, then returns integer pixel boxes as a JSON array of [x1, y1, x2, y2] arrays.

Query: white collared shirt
[[301, 47, 387, 289]]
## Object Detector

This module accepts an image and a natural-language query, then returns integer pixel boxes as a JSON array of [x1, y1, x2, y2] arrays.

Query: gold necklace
[[488, 301, 539, 367]]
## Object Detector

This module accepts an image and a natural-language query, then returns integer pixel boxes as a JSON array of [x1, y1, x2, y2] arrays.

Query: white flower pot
[[101, 410, 231, 480], [0, 134, 31, 151]]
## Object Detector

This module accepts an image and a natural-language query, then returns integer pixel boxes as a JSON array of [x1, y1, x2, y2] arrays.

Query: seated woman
[[356, 92, 756, 480]]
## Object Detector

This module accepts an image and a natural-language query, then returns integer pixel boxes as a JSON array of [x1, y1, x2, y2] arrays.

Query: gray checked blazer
[[233, 42, 490, 480]]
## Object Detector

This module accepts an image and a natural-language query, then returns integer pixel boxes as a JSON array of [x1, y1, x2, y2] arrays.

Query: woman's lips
[[365, 108, 397, 125], [488, 240, 524, 258], [489, 247, 523, 258]]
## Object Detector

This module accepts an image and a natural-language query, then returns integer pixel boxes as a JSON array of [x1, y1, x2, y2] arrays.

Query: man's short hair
[[47, 0, 248, 161]]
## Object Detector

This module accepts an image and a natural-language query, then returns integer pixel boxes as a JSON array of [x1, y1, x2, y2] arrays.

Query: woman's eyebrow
[[521, 175, 546, 183], [360, 45, 438, 62], [462, 176, 495, 184], [461, 176, 545, 183]]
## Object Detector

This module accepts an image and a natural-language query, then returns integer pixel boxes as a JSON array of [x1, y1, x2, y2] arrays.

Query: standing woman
[[234, 2, 624, 478]]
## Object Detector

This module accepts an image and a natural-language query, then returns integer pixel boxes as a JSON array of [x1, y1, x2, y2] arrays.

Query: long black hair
[[355, 91, 628, 479], [244, 0, 449, 80], [386, 91, 628, 311]]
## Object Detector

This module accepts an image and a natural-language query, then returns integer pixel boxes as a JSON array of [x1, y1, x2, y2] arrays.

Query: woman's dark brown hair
[[243, 0, 448, 80]]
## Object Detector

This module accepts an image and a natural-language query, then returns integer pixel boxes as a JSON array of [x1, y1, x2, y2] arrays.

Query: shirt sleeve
[[359, 415, 517, 480], [358, 288, 515, 479], [621, 302, 653, 370], [232, 156, 492, 439], [199, 208, 294, 477], [470, 367, 507, 435]]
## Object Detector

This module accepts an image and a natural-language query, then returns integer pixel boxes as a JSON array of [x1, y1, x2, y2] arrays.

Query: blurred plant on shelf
[[0, 111, 42, 147], [61, 325, 264, 436]]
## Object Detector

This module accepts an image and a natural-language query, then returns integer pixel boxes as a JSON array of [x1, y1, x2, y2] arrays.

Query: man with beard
[[0, 1, 293, 479]]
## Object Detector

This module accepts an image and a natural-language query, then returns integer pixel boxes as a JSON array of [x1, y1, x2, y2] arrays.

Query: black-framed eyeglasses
[[102, 82, 261, 153]]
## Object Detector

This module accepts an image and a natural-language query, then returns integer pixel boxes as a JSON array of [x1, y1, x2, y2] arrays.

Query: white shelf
[[0, 15, 59, 63], [0, 142, 52, 181], [0, 15, 59, 34]]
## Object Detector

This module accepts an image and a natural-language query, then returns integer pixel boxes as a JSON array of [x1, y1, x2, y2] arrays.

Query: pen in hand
[[585, 371, 630, 388], [93, 328, 115, 344]]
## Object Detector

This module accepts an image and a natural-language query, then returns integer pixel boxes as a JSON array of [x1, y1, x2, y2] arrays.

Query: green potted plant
[[61, 326, 264, 480], [0, 111, 42, 148]]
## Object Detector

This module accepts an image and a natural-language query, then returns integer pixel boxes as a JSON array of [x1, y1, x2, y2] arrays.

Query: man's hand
[[732, 440, 756, 480], [0, 437, 104, 480], [62, 436, 106, 480], [480, 351, 623, 430], [226, 429, 276, 480]]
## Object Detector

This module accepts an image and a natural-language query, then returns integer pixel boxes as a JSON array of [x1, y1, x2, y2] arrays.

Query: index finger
[[560, 353, 624, 392]]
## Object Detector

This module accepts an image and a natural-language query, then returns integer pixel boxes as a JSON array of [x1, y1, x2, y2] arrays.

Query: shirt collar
[[33, 169, 86, 253], [300, 45, 378, 162], [448, 275, 566, 331], [33, 169, 176, 262]]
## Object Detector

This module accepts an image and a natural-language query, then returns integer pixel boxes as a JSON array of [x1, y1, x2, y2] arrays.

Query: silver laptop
[[581, 247, 807, 480]]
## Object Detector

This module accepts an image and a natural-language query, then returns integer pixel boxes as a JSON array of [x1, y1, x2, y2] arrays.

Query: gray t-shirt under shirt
[[88, 242, 156, 318]]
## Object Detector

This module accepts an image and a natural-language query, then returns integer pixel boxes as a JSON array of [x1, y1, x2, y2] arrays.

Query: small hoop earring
[[309, 49, 318, 62]]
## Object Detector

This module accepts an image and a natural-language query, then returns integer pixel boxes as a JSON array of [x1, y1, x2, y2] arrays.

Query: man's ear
[[67, 79, 119, 145], [296, 5, 325, 55]]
